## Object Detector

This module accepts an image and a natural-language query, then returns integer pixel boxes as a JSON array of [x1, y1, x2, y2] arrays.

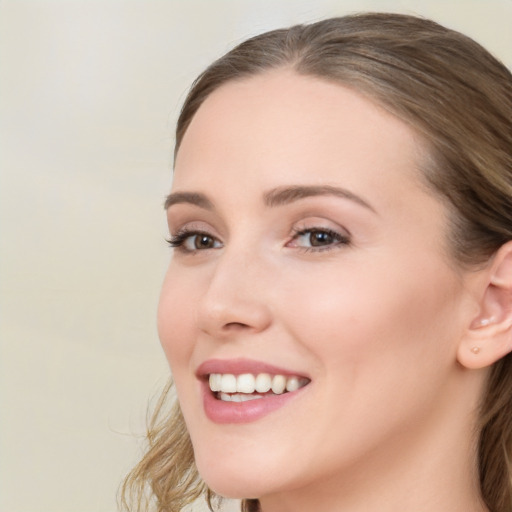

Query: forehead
[[173, 70, 427, 206]]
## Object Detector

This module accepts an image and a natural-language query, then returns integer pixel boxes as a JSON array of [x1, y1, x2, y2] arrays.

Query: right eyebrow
[[164, 192, 214, 210]]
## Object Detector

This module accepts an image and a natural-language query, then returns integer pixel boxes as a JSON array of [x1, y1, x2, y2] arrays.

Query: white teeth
[[209, 374, 222, 392], [220, 374, 237, 393], [219, 392, 264, 402], [271, 375, 286, 394], [255, 373, 272, 393], [209, 372, 309, 395], [236, 373, 256, 393], [286, 376, 300, 392]]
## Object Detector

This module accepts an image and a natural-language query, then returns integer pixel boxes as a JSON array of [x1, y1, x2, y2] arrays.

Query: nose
[[196, 248, 273, 338]]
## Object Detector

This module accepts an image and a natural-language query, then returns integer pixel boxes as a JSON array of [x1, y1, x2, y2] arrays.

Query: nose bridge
[[197, 242, 272, 336]]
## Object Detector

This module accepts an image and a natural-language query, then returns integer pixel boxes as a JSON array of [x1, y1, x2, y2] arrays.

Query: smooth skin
[[158, 70, 512, 511]]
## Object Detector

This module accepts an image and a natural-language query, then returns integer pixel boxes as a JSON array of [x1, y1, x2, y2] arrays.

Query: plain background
[[1, 1, 511, 511]]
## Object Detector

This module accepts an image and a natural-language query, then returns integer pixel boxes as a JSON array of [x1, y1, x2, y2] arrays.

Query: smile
[[197, 359, 311, 423], [209, 373, 310, 401]]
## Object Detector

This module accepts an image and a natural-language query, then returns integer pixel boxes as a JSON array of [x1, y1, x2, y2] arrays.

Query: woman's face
[[159, 71, 477, 502]]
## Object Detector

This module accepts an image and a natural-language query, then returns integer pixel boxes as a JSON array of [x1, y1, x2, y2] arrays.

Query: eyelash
[[166, 227, 350, 253], [166, 229, 220, 252], [290, 227, 351, 253]]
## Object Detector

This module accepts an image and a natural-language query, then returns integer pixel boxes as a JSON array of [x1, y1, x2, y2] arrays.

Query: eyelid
[[291, 217, 351, 237], [167, 230, 223, 253], [168, 218, 219, 238], [167, 222, 223, 253], [287, 220, 351, 252]]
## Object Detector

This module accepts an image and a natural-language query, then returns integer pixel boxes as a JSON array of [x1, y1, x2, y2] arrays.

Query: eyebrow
[[164, 191, 214, 210], [264, 185, 377, 213], [164, 185, 376, 213]]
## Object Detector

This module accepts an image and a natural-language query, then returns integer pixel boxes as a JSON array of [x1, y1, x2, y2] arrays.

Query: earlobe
[[457, 241, 512, 370], [458, 318, 512, 369]]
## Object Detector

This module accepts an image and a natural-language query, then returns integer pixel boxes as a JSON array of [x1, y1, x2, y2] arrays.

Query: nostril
[[224, 322, 250, 330]]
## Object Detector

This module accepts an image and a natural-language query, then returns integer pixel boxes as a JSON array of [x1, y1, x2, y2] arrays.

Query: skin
[[158, 70, 490, 512]]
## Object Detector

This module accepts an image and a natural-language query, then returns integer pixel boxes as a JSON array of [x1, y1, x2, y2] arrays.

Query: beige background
[[1, 1, 511, 511]]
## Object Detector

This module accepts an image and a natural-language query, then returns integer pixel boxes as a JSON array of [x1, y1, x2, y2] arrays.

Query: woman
[[123, 12, 512, 512]]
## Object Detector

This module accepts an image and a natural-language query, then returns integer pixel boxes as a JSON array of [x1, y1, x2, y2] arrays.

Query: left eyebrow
[[264, 185, 377, 214]]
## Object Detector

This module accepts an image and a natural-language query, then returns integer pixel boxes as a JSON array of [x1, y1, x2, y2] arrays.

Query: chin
[[194, 452, 277, 500], [199, 470, 261, 500]]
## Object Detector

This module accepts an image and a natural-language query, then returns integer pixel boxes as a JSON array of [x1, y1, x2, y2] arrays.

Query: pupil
[[311, 231, 332, 246], [196, 235, 213, 249]]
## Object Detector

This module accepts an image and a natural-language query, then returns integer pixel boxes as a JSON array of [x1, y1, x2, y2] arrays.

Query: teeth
[[255, 373, 272, 393], [237, 373, 255, 393], [220, 374, 237, 393], [219, 392, 264, 402], [271, 375, 286, 394], [286, 376, 300, 392], [209, 374, 222, 392], [209, 373, 308, 396]]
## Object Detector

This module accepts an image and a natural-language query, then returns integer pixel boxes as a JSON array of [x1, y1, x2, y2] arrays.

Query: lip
[[196, 358, 309, 378], [196, 358, 310, 424]]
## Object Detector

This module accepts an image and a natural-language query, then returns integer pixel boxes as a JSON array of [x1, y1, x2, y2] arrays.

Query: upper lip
[[196, 358, 310, 379]]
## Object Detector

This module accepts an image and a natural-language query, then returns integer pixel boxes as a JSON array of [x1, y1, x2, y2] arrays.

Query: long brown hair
[[122, 13, 512, 512]]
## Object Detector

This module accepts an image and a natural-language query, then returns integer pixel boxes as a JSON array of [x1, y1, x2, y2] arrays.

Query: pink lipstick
[[196, 358, 310, 424]]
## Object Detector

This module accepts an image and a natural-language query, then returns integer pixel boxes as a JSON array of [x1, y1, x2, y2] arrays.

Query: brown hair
[[122, 12, 512, 512]]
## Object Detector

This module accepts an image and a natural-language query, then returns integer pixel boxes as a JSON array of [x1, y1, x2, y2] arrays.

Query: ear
[[458, 241, 512, 369]]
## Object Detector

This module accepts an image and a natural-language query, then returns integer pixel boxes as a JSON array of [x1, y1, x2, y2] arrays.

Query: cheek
[[282, 257, 461, 377], [270, 260, 464, 473], [157, 270, 206, 438], [157, 268, 198, 374]]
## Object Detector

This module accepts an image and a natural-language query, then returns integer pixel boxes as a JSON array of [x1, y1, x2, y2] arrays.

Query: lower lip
[[202, 382, 306, 424]]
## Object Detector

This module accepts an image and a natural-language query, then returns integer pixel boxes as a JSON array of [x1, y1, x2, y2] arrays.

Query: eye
[[289, 228, 350, 251], [167, 230, 222, 252]]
